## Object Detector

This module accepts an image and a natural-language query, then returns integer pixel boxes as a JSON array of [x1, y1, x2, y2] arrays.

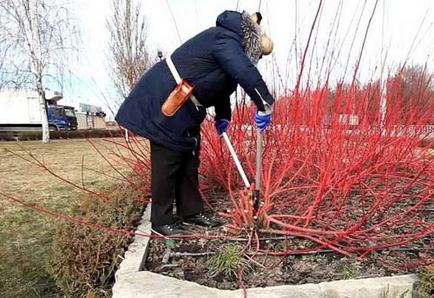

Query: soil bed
[[146, 226, 431, 290], [145, 185, 431, 290]]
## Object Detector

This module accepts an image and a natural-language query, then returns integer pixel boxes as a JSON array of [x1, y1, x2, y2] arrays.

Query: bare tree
[[0, 48, 8, 89], [0, 43, 33, 89], [0, 11, 16, 89], [396, 65, 434, 124], [0, 0, 79, 142], [107, 0, 154, 106]]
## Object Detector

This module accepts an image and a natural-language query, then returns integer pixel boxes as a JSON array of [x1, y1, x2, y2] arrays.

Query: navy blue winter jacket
[[115, 10, 274, 152]]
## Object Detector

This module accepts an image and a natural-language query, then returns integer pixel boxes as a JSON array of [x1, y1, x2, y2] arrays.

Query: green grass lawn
[[0, 138, 135, 298]]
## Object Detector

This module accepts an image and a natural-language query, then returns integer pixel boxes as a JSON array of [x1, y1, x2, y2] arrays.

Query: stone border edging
[[115, 207, 151, 276], [112, 208, 418, 298]]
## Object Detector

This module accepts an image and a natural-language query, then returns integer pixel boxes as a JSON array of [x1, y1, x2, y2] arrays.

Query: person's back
[[169, 26, 238, 108]]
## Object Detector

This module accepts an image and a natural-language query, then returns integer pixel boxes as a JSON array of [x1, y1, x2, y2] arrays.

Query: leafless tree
[[107, 0, 154, 106], [0, 43, 33, 89], [0, 0, 79, 142], [392, 65, 434, 124]]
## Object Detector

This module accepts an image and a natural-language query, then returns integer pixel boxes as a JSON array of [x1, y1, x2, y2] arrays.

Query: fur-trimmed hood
[[216, 10, 263, 65]]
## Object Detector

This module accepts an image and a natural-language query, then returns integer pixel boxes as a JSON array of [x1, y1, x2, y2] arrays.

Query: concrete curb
[[112, 208, 418, 298], [114, 207, 151, 278]]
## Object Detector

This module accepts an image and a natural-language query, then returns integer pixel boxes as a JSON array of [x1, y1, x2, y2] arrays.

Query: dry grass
[[0, 138, 138, 298]]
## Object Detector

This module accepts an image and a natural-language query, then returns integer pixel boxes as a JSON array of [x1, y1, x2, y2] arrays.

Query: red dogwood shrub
[[199, 74, 433, 266]]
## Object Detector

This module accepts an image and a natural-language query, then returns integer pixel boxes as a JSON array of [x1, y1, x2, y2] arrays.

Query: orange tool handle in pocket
[[161, 80, 194, 117]]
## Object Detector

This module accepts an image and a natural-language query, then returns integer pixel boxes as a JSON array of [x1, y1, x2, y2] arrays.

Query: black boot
[[151, 223, 186, 237], [182, 213, 223, 228]]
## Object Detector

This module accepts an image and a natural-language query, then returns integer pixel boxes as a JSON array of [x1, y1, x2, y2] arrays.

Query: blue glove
[[215, 119, 229, 135], [254, 111, 272, 132]]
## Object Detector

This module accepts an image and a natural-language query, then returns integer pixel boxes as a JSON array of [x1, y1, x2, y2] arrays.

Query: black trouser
[[150, 141, 204, 226]]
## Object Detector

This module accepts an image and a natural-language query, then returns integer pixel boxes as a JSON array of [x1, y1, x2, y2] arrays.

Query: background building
[[76, 103, 107, 130]]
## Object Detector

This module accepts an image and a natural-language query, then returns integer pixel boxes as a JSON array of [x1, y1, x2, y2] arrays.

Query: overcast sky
[[64, 0, 434, 118]]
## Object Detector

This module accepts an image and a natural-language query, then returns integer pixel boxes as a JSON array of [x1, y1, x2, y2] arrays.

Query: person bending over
[[115, 10, 274, 236]]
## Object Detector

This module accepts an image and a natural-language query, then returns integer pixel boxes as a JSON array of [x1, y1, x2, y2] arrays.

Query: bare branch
[[106, 0, 155, 106]]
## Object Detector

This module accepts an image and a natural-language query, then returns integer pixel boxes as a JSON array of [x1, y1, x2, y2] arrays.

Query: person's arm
[[213, 88, 233, 135], [214, 94, 231, 121], [212, 32, 274, 112]]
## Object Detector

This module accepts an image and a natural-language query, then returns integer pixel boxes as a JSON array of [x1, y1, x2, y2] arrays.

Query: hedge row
[[47, 177, 146, 297], [0, 129, 123, 141]]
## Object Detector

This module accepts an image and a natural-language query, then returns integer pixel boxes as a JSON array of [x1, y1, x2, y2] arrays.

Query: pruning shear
[[221, 129, 263, 215], [253, 129, 263, 212]]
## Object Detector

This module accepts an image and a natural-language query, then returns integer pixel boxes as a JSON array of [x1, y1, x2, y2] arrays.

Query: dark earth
[[144, 187, 432, 290], [145, 226, 432, 290]]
